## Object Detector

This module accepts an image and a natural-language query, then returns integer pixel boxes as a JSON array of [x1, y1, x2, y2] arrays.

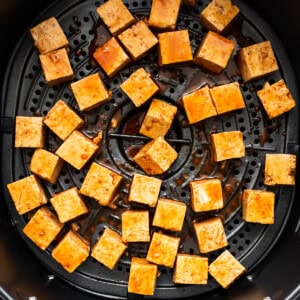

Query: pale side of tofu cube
[[128, 173, 162, 207], [71, 73, 112, 111], [208, 250, 246, 288], [7, 175, 48, 215], [257, 79, 296, 119], [52, 230, 90, 273], [80, 162, 123, 206], [15, 116, 45, 148], [23, 206, 63, 250], [264, 154, 296, 186], [96, 0, 135, 36], [120, 67, 159, 107], [91, 227, 127, 269]]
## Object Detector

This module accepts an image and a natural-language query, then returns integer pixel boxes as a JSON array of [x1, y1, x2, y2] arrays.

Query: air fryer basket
[[0, 0, 299, 299]]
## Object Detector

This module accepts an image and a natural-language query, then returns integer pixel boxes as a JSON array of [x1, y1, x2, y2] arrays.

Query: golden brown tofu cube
[[158, 30, 193, 66], [7, 175, 48, 215], [200, 0, 240, 33], [30, 148, 63, 184], [120, 67, 159, 107], [264, 154, 296, 186], [80, 162, 123, 206], [122, 210, 150, 243], [182, 85, 217, 124], [15, 116, 45, 148], [93, 37, 131, 78], [55, 130, 99, 170], [29, 17, 69, 54], [23, 206, 63, 250], [128, 173, 162, 207], [96, 0, 135, 36], [173, 254, 208, 284], [128, 257, 158, 296], [152, 198, 187, 232], [211, 131, 245, 162], [237, 41, 279, 83], [52, 230, 90, 273], [242, 189, 275, 224], [208, 250, 246, 288], [257, 79, 296, 119], [194, 216, 228, 253], [91, 227, 127, 270]]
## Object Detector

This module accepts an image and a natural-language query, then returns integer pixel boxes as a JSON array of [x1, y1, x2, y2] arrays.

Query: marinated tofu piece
[[52, 230, 90, 273], [264, 154, 296, 186], [118, 20, 158, 61], [70, 73, 112, 111], [120, 67, 159, 107], [55, 130, 99, 170], [190, 178, 223, 212], [152, 198, 187, 232], [91, 227, 127, 270], [128, 173, 162, 207], [133, 136, 178, 175], [257, 79, 296, 119], [200, 0, 240, 33], [23, 206, 63, 250], [93, 37, 131, 77], [173, 254, 208, 284], [237, 41, 279, 82], [15, 116, 45, 148], [139, 99, 178, 139], [80, 162, 123, 206], [29, 16, 69, 54], [194, 216, 228, 253], [208, 250, 246, 288], [128, 257, 158, 296], [211, 131, 245, 162], [158, 30, 193, 66], [96, 0, 135, 36]]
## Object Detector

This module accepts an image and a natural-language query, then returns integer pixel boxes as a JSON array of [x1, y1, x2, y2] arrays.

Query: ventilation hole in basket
[[245, 239, 251, 245], [161, 268, 167, 274], [225, 122, 231, 128], [117, 266, 123, 272], [52, 184, 58, 190], [126, 267, 130, 273]]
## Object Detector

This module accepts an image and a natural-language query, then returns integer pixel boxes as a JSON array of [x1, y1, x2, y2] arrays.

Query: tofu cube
[[15, 116, 45, 148], [7, 175, 48, 215], [40, 48, 74, 86], [208, 250, 246, 288], [158, 30, 193, 66], [139, 99, 178, 139], [93, 37, 131, 78], [200, 0, 240, 33], [146, 232, 180, 268], [80, 162, 123, 206], [211, 131, 245, 162], [91, 227, 127, 269], [152, 198, 187, 232], [264, 154, 296, 186], [23, 206, 63, 250], [29, 17, 69, 54], [52, 230, 90, 273], [55, 130, 99, 170], [190, 178, 224, 212], [128, 257, 158, 296], [128, 173, 162, 207], [120, 67, 159, 107], [237, 41, 279, 82], [193, 216, 228, 253], [122, 210, 150, 243], [182, 85, 217, 124], [257, 79, 296, 119], [30, 148, 64, 184], [71, 73, 112, 111], [96, 0, 135, 36], [173, 254, 208, 284], [242, 189, 275, 224]]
